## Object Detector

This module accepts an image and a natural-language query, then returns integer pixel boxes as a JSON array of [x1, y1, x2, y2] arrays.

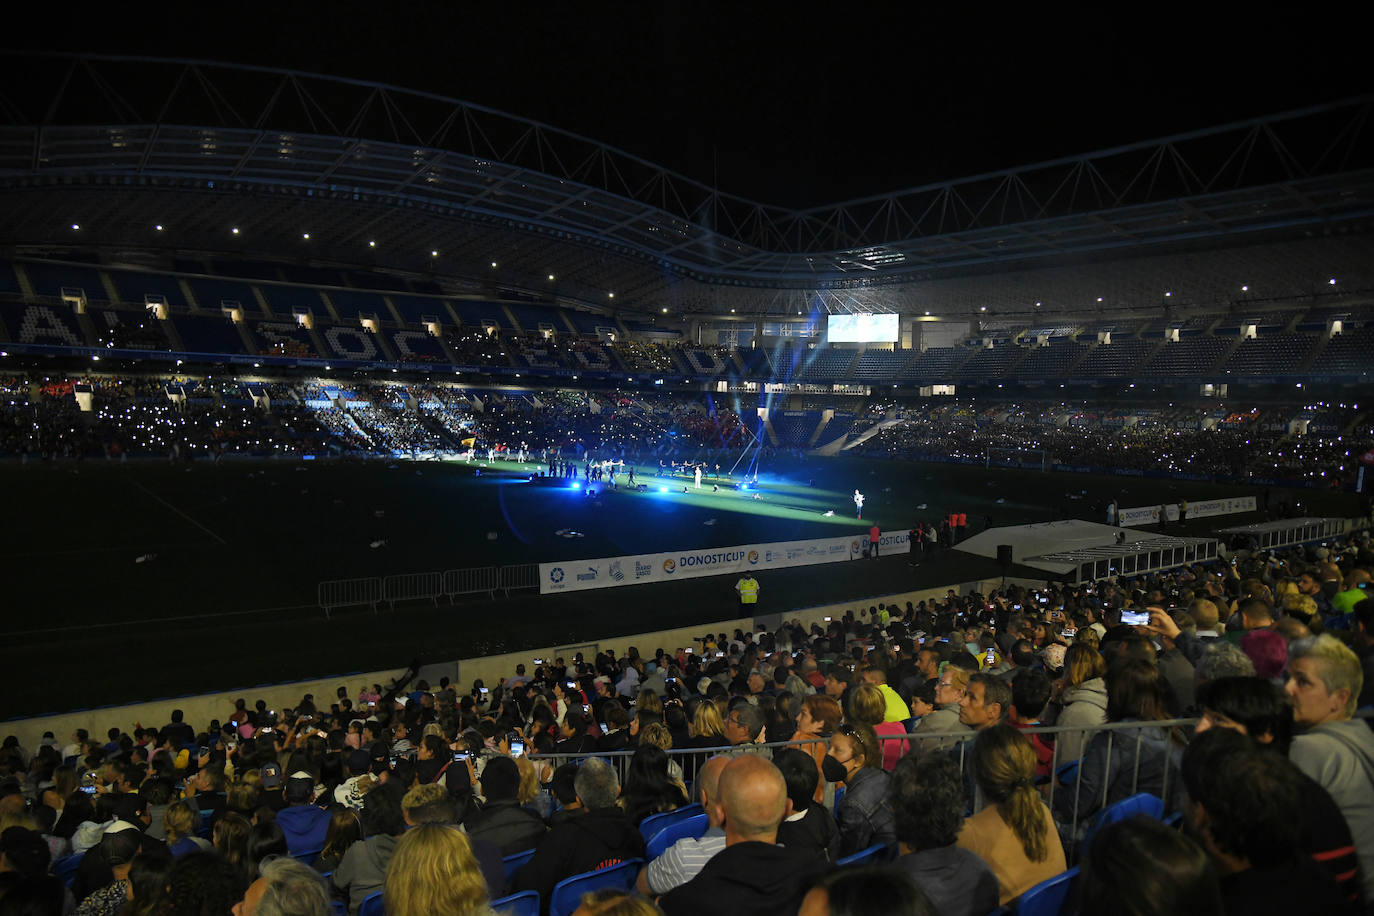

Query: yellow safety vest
[[737, 578, 759, 603]]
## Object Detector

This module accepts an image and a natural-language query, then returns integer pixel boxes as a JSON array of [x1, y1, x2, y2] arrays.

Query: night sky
[[19, 4, 1374, 208]]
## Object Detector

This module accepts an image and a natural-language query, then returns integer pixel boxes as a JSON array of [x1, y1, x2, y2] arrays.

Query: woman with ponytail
[[957, 724, 1066, 905]]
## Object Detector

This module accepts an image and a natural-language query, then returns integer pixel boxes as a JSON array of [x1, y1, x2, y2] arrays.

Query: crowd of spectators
[[0, 374, 1369, 494], [854, 400, 1371, 486], [2, 532, 1372, 915]]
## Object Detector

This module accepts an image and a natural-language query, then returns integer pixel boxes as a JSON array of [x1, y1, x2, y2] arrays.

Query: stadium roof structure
[[2, 52, 1374, 319]]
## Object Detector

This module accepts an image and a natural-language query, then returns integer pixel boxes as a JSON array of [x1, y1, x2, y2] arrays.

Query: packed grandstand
[[3, 51, 1374, 916], [3, 535, 1374, 915]]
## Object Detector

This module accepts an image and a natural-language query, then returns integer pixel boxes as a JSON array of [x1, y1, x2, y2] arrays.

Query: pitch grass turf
[[0, 454, 1351, 717]]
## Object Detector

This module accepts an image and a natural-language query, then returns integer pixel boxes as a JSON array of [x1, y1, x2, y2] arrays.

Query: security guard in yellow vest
[[735, 574, 759, 609]]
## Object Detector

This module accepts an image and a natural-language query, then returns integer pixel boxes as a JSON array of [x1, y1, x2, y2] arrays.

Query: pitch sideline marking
[[127, 478, 229, 546]]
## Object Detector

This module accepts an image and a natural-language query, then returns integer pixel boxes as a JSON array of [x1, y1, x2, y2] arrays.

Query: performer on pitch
[[853, 489, 864, 519]]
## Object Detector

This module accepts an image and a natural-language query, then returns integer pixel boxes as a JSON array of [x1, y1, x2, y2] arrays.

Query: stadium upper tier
[[1, 259, 1370, 386], [1, 54, 1373, 317]]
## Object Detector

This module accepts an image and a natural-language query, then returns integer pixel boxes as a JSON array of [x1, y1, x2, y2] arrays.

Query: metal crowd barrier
[[316, 577, 381, 618], [520, 718, 1199, 862], [445, 567, 498, 600], [383, 572, 443, 609], [317, 562, 538, 614], [499, 564, 539, 596]]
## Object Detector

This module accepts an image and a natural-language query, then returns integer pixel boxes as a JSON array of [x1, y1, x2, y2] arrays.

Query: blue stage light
[[659, 486, 668, 493]]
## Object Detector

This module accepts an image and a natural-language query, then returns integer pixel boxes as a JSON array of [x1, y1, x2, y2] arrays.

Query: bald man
[[658, 756, 826, 916], [637, 755, 730, 896]]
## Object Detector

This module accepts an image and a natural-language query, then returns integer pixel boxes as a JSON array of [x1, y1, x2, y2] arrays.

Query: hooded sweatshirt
[[511, 807, 646, 913], [276, 803, 331, 856], [332, 833, 400, 916], [1054, 677, 1108, 762]]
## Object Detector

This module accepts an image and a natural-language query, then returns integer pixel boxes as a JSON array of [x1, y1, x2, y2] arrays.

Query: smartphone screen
[[510, 741, 525, 758], [1121, 609, 1152, 626], [984, 649, 996, 665], [453, 751, 469, 763]]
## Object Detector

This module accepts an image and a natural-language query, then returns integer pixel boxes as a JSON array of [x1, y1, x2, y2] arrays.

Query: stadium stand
[[1137, 335, 1232, 376], [850, 348, 912, 382]]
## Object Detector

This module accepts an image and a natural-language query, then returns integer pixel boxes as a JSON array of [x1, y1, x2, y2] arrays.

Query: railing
[[383, 572, 443, 609], [317, 562, 537, 614], [316, 578, 382, 618], [443, 567, 498, 601], [519, 717, 1201, 863], [499, 564, 539, 596]]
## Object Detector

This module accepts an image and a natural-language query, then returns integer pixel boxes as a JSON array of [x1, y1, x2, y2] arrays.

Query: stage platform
[[959, 520, 1219, 584]]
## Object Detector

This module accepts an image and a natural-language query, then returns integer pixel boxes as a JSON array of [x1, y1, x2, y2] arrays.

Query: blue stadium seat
[[1081, 792, 1164, 850], [490, 890, 540, 916], [291, 847, 321, 867], [1014, 866, 1079, 916], [646, 812, 709, 859], [53, 852, 83, 888], [358, 891, 384, 916], [836, 843, 888, 866], [638, 803, 704, 841], [548, 859, 642, 916], [503, 847, 537, 884]]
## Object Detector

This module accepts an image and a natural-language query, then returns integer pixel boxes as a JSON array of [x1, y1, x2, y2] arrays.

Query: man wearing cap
[[71, 821, 143, 915], [465, 756, 547, 855], [277, 772, 331, 857], [0, 825, 52, 882]]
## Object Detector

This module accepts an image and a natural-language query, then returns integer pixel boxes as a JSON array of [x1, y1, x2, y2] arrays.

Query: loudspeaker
[[997, 544, 1013, 570]]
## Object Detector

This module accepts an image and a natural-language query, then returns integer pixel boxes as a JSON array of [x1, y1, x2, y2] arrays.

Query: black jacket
[[465, 798, 548, 856], [775, 803, 842, 863], [658, 840, 825, 916], [511, 807, 646, 914]]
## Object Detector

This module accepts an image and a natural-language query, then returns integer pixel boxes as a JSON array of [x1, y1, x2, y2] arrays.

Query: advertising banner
[[539, 530, 904, 594], [1117, 495, 1256, 527]]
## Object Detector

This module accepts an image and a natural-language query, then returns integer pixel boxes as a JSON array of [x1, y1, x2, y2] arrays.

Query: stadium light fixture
[[1164, 291, 1171, 297], [1241, 285, 1248, 291], [155, 224, 163, 231], [1329, 278, 1337, 285], [232, 227, 240, 235], [548, 274, 556, 281], [302, 233, 310, 240], [608, 292, 614, 299], [369, 240, 376, 248], [431, 250, 439, 257], [491, 261, 498, 268], [71, 223, 80, 230]]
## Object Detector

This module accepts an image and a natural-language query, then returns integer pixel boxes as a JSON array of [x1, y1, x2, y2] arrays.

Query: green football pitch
[[0, 454, 1350, 718]]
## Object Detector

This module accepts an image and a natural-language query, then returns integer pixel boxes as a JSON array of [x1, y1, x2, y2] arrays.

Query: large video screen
[[827, 313, 899, 343]]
